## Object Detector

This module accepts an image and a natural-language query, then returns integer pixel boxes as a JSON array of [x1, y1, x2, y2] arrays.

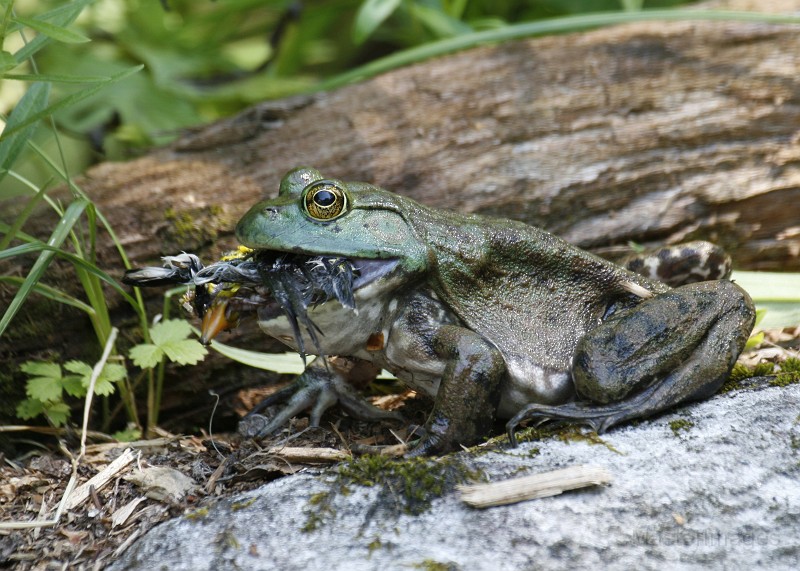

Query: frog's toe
[[239, 371, 402, 440], [506, 379, 675, 445], [505, 403, 625, 446]]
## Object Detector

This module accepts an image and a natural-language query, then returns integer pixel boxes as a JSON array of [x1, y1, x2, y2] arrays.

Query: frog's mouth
[[196, 251, 400, 357]]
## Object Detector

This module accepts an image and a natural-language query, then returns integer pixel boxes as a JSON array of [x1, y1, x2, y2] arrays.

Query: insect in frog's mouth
[[123, 249, 399, 359]]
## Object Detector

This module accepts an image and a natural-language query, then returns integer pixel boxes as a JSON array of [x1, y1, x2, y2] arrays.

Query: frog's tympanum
[[125, 167, 756, 456]]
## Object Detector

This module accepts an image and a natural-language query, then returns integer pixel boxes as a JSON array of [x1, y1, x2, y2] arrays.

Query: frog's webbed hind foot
[[505, 383, 661, 446], [239, 357, 402, 439]]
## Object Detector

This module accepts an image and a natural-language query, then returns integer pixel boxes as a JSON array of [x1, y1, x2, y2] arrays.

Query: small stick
[[265, 446, 350, 463], [459, 464, 612, 509], [65, 448, 137, 510]]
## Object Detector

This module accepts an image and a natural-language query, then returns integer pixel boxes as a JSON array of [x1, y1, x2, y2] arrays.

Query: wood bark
[[3, 0, 800, 428]]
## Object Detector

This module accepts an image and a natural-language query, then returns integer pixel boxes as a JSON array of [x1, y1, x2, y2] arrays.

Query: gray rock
[[112, 383, 800, 571]]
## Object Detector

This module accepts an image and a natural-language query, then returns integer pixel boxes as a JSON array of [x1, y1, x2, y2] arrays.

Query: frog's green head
[[236, 167, 429, 278]]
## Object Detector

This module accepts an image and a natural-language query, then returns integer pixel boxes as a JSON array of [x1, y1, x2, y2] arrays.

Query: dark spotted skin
[[620, 241, 731, 287]]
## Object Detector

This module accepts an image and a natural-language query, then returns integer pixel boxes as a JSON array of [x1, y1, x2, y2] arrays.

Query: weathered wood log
[[3, 0, 800, 428]]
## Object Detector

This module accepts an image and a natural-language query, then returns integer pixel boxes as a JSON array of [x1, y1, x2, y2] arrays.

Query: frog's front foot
[[239, 357, 402, 439], [507, 280, 755, 446]]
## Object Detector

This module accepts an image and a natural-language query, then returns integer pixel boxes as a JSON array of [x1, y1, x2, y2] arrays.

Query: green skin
[[235, 167, 756, 456]]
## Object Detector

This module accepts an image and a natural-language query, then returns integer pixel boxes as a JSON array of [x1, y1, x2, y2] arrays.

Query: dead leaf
[[125, 467, 195, 504]]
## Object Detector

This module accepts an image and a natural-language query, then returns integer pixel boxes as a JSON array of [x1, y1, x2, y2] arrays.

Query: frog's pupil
[[315, 190, 336, 207]]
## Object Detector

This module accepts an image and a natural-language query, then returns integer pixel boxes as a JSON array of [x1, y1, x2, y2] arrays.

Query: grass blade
[[0, 82, 50, 184], [0, 276, 95, 315], [322, 9, 800, 90], [0, 198, 88, 338], [2, 73, 112, 83], [11, 0, 92, 63], [353, 0, 402, 44], [12, 15, 90, 44], [0, 65, 143, 143], [0, 179, 53, 250]]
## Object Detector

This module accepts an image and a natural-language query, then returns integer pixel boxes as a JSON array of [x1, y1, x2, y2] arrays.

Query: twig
[[459, 464, 612, 508], [81, 327, 118, 457], [265, 446, 350, 463], [65, 448, 137, 511]]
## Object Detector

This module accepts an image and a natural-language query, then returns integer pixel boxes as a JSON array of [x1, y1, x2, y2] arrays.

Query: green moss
[[308, 491, 330, 505], [337, 454, 483, 515], [669, 418, 694, 436], [722, 359, 800, 392], [302, 491, 335, 533], [511, 423, 620, 454], [769, 358, 800, 387], [411, 560, 458, 571], [219, 530, 240, 549], [162, 205, 228, 251], [230, 497, 257, 511], [185, 507, 209, 520], [720, 362, 775, 393], [556, 427, 622, 454], [302, 455, 484, 532], [780, 358, 800, 373], [367, 537, 383, 554]]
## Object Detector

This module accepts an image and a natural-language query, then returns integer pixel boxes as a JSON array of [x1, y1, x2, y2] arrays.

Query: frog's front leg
[[507, 280, 755, 442], [408, 325, 505, 456], [239, 356, 402, 439]]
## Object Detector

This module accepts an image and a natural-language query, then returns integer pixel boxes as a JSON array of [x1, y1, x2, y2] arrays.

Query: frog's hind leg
[[507, 280, 755, 446]]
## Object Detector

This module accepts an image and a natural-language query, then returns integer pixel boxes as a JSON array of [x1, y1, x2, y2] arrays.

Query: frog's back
[[420, 211, 665, 412]]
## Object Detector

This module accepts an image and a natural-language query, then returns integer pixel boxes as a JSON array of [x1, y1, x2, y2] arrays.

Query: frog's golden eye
[[302, 181, 348, 221]]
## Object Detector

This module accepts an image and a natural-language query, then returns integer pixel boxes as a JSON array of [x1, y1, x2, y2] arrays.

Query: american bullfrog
[[129, 167, 756, 456]]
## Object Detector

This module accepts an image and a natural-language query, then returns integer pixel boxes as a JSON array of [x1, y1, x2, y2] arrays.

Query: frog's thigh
[[506, 281, 754, 439], [409, 325, 505, 456], [574, 280, 754, 405]]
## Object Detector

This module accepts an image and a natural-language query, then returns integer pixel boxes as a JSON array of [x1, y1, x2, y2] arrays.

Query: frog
[[200, 167, 756, 456]]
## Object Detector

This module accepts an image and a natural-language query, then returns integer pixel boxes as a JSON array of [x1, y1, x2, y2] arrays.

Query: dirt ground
[[0, 384, 422, 570]]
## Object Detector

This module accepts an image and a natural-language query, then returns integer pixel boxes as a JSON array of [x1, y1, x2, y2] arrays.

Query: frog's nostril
[[263, 207, 279, 217]]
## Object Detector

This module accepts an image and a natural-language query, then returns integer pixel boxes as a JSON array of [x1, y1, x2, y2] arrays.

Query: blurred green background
[[0, 0, 696, 199]]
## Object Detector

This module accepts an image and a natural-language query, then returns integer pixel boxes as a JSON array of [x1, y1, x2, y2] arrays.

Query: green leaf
[[0, 82, 51, 184], [353, 0, 402, 44], [160, 338, 207, 366], [64, 359, 92, 376], [20, 360, 61, 378], [16, 398, 45, 420], [130, 319, 207, 367], [62, 376, 86, 397], [0, 50, 17, 74], [129, 343, 163, 369], [12, 15, 90, 44], [149, 318, 193, 346], [94, 378, 116, 396], [102, 363, 127, 383], [620, 0, 644, 11], [44, 402, 71, 427], [27, 375, 63, 403], [731, 271, 800, 328], [90, 363, 127, 396], [113, 427, 142, 442], [0, 65, 143, 143], [745, 331, 765, 350]]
